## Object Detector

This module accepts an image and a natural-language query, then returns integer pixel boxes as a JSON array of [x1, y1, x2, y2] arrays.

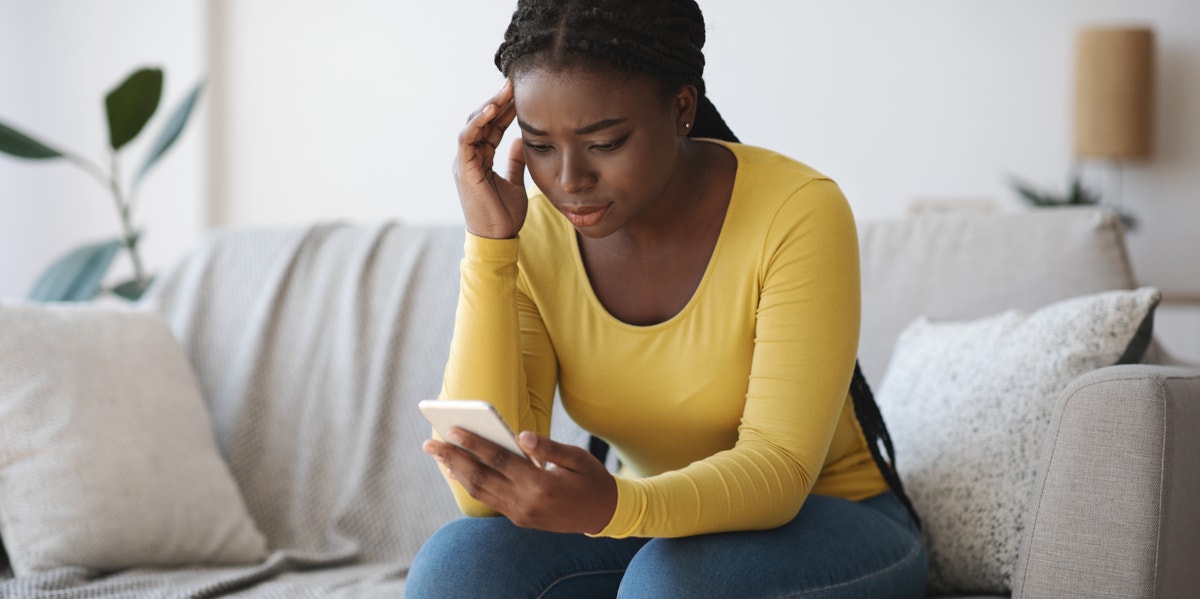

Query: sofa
[[0, 207, 1196, 598]]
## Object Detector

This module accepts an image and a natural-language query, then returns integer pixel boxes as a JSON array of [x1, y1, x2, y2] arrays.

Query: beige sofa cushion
[[858, 207, 1135, 384], [1013, 366, 1200, 599], [0, 302, 268, 575], [876, 287, 1160, 594]]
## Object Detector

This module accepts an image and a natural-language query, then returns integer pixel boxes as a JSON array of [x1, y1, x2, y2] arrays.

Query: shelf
[[1161, 293, 1200, 307]]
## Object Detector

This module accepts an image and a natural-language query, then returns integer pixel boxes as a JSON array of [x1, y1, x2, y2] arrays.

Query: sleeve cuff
[[464, 230, 520, 263], [588, 476, 645, 538]]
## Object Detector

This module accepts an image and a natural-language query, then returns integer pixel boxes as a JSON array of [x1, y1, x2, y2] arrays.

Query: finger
[[506, 137, 527, 188], [455, 108, 501, 185], [487, 98, 517, 145], [493, 77, 514, 107], [518, 432, 597, 472], [425, 436, 516, 507], [422, 438, 465, 477], [458, 103, 498, 149], [464, 78, 513, 122], [457, 82, 516, 179], [448, 427, 532, 476], [480, 101, 516, 156], [484, 78, 514, 113]]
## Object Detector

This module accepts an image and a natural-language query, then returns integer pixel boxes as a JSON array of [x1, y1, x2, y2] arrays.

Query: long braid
[[849, 361, 922, 529], [693, 94, 738, 142]]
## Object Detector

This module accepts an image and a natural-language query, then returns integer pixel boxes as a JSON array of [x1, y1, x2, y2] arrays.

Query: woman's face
[[512, 66, 693, 238]]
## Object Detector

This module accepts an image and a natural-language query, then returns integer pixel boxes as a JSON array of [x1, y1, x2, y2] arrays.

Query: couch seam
[[1086, 371, 1200, 383], [1016, 383, 1066, 597], [1019, 372, 1172, 598], [1152, 376, 1167, 597]]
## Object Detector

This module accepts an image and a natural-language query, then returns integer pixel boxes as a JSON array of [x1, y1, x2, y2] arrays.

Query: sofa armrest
[[1013, 365, 1200, 599]]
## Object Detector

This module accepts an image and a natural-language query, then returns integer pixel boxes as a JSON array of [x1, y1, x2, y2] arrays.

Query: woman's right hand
[[454, 79, 527, 240]]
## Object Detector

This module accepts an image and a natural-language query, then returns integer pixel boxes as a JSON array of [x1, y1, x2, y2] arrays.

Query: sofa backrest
[[141, 207, 1137, 567], [144, 222, 468, 565], [856, 207, 1136, 384]]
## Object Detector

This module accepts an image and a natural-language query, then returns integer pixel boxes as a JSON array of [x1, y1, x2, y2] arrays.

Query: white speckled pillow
[[0, 302, 268, 575], [875, 287, 1160, 595]]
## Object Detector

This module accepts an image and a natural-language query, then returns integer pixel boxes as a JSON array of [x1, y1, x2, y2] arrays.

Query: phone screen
[[418, 399, 535, 464]]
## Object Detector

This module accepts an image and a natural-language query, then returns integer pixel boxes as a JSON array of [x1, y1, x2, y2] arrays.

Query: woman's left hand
[[422, 430, 618, 535]]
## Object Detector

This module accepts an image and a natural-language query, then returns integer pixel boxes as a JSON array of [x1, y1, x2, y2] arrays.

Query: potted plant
[[0, 67, 203, 301], [1008, 173, 1137, 231]]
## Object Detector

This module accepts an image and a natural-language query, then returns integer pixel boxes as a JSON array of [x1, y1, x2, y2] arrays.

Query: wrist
[[583, 473, 618, 535], [466, 227, 518, 240]]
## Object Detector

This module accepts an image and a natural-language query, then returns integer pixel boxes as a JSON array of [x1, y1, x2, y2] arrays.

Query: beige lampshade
[[1074, 27, 1155, 160]]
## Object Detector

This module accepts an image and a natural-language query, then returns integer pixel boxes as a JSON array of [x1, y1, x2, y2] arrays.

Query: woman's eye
[[523, 141, 552, 153], [592, 136, 629, 152]]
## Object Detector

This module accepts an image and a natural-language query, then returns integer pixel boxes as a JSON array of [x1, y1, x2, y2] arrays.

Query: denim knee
[[617, 493, 927, 599], [407, 517, 644, 599], [407, 518, 530, 598]]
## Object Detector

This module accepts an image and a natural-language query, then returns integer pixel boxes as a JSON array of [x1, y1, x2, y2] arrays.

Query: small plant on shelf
[[0, 67, 203, 301], [1008, 173, 1137, 231]]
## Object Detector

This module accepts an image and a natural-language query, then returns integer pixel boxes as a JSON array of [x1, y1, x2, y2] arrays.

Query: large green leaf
[[110, 277, 153, 301], [105, 68, 163, 151], [27, 239, 122, 302], [135, 80, 204, 187], [0, 120, 63, 159]]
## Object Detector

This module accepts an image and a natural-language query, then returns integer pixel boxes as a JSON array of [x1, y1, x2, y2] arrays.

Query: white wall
[[701, 0, 1200, 299], [210, 0, 1199, 295], [4, 1, 1198, 357], [208, 0, 516, 228], [0, 0, 207, 300]]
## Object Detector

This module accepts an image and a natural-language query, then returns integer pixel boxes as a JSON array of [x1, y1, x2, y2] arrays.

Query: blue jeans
[[406, 491, 927, 598]]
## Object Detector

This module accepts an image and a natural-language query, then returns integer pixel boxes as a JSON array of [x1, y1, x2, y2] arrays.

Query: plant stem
[[108, 152, 147, 286], [62, 152, 110, 192]]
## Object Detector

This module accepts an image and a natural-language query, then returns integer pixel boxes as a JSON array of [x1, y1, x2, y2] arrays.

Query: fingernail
[[519, 431, 537, 450], [448, 430, 465, 444]]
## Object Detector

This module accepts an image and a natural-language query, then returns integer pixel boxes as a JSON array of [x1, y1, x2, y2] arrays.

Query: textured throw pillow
[[0, 302, 268, 575], [875, 287, 1160, 595]]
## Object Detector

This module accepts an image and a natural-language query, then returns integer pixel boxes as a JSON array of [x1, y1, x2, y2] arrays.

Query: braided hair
[[850, 362, 921, 529], [496, 0, 920, 530], [494, 0, 738, 142]]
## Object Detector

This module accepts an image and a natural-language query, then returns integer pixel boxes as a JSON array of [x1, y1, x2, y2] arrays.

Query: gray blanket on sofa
[[1, 223, 505, 598]]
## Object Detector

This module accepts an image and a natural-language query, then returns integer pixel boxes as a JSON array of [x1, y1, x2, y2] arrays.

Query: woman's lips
[[560, 203, 610, 227]]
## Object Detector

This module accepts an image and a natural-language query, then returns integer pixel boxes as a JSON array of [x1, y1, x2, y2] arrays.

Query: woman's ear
[[674, 84, 699, 136]]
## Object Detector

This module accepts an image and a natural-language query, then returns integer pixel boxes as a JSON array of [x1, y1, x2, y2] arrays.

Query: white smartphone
[[418, 399, 536, 465]]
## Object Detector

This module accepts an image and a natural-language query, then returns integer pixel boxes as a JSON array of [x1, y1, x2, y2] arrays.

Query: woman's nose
[[558, 151, 596, 194]]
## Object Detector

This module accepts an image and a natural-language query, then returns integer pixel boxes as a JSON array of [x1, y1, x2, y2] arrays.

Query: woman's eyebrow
[[518, 117, 629, 136]]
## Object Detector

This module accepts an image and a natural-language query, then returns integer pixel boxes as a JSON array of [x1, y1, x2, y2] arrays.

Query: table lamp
[[1073, 26, 1155, 210]]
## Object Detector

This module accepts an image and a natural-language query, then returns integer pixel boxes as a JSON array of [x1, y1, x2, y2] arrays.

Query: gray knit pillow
[[875, 287, 1160, 595], [0, 302, 268, 575]]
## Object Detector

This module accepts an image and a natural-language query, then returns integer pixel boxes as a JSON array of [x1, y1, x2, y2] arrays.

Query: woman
[[409, 1, 928, 596]]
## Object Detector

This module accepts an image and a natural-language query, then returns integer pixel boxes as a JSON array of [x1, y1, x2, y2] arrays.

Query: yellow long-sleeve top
[[439, 141, 887, 538]]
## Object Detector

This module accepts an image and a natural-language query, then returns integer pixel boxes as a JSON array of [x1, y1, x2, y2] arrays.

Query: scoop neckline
[[570, 139, 742, 331]]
